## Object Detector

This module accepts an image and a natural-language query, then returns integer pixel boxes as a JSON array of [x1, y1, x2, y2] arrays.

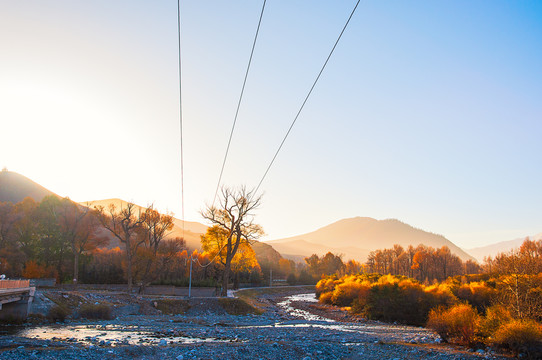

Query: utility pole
[[269, 268, 272, 287], [188, 256, 193, 298]]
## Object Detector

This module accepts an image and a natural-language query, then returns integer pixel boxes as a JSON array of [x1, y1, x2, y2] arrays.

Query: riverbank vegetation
[[315, 239, 542, 357]]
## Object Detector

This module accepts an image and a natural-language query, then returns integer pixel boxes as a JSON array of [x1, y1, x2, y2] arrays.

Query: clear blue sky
[[1, 0, 541, 249]]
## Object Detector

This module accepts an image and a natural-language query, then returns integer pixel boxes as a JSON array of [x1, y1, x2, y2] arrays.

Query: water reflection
[[18, 324, 236, 346]]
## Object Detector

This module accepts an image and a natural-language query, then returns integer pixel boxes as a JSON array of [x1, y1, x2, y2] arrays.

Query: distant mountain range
[[2, 170, 538, 265], [267, 217, 476, 262], [466, 233, 542, 262]]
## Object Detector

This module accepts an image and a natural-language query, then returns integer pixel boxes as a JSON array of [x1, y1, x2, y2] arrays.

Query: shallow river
[[5, 292, 436, 347], [7, 293, 325, 346]]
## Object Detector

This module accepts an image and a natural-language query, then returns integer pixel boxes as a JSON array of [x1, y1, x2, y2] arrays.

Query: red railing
[[0, 280, 30, 289]]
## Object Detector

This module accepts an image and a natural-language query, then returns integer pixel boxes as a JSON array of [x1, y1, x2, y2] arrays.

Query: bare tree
[[201, 186, 263, 296], [95, 202, 144, 292]]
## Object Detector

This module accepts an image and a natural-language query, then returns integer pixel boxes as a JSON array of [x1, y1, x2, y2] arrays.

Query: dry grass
[[47, 305, 70, 322], [78, 303, 113, 320], [155, 299, 191, 315], [218, 298, 262, 315]]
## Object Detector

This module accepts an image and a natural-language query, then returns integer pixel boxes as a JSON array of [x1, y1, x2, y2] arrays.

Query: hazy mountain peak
[[467, 232, 542, 262], [268, 216, 474, 262]]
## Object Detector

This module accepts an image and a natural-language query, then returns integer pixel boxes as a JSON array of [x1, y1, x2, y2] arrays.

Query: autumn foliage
[[22, 260, 57, 279], [317, 239, 542, 355], [427, 304, 480, 345], [366, 244, 481, 281]]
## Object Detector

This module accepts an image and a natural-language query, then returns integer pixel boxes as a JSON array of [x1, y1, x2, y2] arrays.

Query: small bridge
[[0, 280, 36, 321]]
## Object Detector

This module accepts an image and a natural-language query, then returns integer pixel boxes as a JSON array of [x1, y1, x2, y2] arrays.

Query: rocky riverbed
[[0, 288, 509, 359]]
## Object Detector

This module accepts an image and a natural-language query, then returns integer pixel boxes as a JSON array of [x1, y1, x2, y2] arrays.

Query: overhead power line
[[213, 0, 267, 206], [193, 241, 228, 268], [177, 0, 185, 239], [254, 0, 361, 195]]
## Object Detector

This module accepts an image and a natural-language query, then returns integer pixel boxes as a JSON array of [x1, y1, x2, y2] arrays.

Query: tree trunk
[[125, 236, 133, 292], [221, 261, 230, 297], [139, 283, 146, 295], [73, 253, 79, 286]]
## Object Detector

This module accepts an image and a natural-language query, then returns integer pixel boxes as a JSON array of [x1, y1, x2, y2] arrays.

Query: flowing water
[[244, 292, 435, 343], [275, 293, 334, 322]]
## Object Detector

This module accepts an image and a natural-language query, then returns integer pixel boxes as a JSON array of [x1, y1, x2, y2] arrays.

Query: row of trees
[[0, 196, 186, 290], [0, 187, 267, 296], [366, 244, 481, 281], [302, 245, 481, 283], [0, 196, 106, 282]]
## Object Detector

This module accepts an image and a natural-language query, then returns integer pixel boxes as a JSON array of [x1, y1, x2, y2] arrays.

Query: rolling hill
[[267, 217, 475, 262], [0, 170, 56, 203], [466, 232, 542, 262]]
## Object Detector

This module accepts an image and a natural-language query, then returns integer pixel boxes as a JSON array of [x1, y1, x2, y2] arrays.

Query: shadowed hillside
[[0, 170, 56, 203], [267, 217, 475, 262]]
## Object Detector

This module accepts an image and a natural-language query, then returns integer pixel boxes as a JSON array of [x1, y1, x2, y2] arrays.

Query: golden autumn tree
[[201, 225, 260, 278], [201, 186, 263, 296], [134, 205, 184, 293]]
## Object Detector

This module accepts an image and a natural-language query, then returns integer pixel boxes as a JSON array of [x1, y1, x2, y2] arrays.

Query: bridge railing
[[0, 280, 30, 289]]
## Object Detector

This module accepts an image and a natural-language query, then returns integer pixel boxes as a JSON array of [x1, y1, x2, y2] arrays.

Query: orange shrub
[[427, 304, 480, 345], [319, 274, 457, 326], [319, 291, 333, 305], [493, 319, 542, 357], [479, 304, 513, 338], [456, 282, 496, 312], [331, 281, 370, 307], [425, 283, 458, 308], [363, 280, 434, 325], [315, 277, 339, 298]]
